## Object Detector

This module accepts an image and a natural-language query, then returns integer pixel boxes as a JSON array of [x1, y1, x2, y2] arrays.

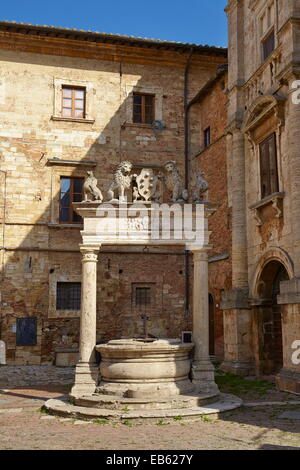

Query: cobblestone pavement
[[0, 387, 300, 450]]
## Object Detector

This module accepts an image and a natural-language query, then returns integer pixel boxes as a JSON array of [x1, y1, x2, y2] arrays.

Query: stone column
[[71, 246, 100, 397], [191, 249, 219, 395], [287, 75, 300, 277], [220, 129, 255, 376]]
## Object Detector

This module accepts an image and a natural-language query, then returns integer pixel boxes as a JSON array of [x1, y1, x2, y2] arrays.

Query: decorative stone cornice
[[225, 0, 243, 14], [243, 94, 286, 134]]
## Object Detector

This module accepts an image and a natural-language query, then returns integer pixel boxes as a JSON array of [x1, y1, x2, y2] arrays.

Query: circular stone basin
[[96, 338, 194, 399]]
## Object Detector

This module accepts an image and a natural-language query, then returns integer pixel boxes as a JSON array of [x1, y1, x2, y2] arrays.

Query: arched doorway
[[256, 261, 289, 375]]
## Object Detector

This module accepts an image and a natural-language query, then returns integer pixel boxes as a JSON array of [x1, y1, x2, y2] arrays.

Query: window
[[135, 287, 151, 306], [133, 93, 155, 124], [62, 86, 86, 119], [56, 282, 81, 310], [182, 331, 192, 343], [59, 177, 83, 223], [16, 318, 37, 346], [262, 30, 275, 61], [259, 133, 279, 199], [204, 127, 211, 148]]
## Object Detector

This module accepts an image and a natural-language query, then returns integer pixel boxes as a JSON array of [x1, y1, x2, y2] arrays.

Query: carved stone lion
[[83, 171, 103, 202], [163, 161, 188, 203], [107, 160, 136, 202]]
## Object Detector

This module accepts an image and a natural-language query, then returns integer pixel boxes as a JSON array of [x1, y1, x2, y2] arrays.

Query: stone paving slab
[[279, 411, 300, 420], [244, 401, 300, 408]]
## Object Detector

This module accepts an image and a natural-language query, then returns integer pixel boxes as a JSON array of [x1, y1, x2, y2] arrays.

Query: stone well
[[96, 338, 194, 399]]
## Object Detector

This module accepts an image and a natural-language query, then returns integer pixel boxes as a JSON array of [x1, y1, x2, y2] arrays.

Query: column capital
[[80, 245, 100, 263], [190, 249, 210, 262]]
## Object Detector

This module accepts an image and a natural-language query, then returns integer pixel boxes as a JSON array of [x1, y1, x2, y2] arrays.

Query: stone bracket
[[249, 192, 285, 227]]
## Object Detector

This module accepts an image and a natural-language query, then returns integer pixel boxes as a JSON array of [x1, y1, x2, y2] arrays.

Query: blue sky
[[1, 0, 228, 47]]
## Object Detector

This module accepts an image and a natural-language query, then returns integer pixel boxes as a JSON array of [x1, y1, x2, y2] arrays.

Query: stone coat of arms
[[133, 168, 159, 202]]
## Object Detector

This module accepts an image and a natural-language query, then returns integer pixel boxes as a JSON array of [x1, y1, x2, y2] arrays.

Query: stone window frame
[[243, 95, 285, 205], [245, 113, 284, 225], [48, 274, 81, 318], [48, 163, 95, 227], [255, 0, 277, 65], [124, 83, 163, 127], [254, 129, 283, 202], [51, 78, 95, 123]]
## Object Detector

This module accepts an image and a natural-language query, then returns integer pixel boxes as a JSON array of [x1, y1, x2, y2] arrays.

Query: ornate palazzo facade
[[223, 0, 300, 393]]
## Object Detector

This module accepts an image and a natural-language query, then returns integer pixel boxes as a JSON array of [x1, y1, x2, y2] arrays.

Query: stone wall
[[0, 365, 75, 388], [0, 27, 227, 367], [190, 72, 231, 360]]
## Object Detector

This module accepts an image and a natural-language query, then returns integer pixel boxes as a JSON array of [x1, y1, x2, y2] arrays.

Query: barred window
[[135, 287, 151, 306], [56, 282, 81, 310]]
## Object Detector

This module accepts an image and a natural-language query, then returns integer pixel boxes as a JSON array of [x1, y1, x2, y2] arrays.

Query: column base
[[70, 362, 99, 397], [276, 368, 300, 395], [191, 360, 219, 395], [220, 360, 256, 376]]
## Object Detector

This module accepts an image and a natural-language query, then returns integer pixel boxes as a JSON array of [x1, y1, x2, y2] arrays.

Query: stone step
[[44, 393, 243, 422], [72, 392, 219, 410]]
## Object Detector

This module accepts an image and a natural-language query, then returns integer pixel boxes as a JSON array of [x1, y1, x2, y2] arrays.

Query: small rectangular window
[[56, 282, 81, 310], [135, 287, 151, 306], [16, 318, 37, 346], [62, 86, 86, 119], [182, 331, 192, 343], [133, 93, 155, 124], [204, 127, 211, 148], [59, 177, 84, 223], [262, 30, 275, 62]]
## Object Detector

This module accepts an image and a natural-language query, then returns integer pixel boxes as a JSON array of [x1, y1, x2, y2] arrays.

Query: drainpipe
[[184, 48, 194, 317], [0, 170, 7, 341]]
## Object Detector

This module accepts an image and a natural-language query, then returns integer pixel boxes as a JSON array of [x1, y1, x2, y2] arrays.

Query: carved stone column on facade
[[191, 249, 219, 395], [71, 246, 100, 397], [231, 129, 248, 288], [287, 76, 300, 277], [220, 128, 255, 376]]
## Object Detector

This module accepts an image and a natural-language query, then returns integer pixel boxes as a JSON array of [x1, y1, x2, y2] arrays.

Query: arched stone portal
[[255, 261, 289, 375]]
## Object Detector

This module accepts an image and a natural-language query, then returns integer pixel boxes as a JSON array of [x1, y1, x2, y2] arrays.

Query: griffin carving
[[83, 171, 103, 202], [163, 161, 188, 203]]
